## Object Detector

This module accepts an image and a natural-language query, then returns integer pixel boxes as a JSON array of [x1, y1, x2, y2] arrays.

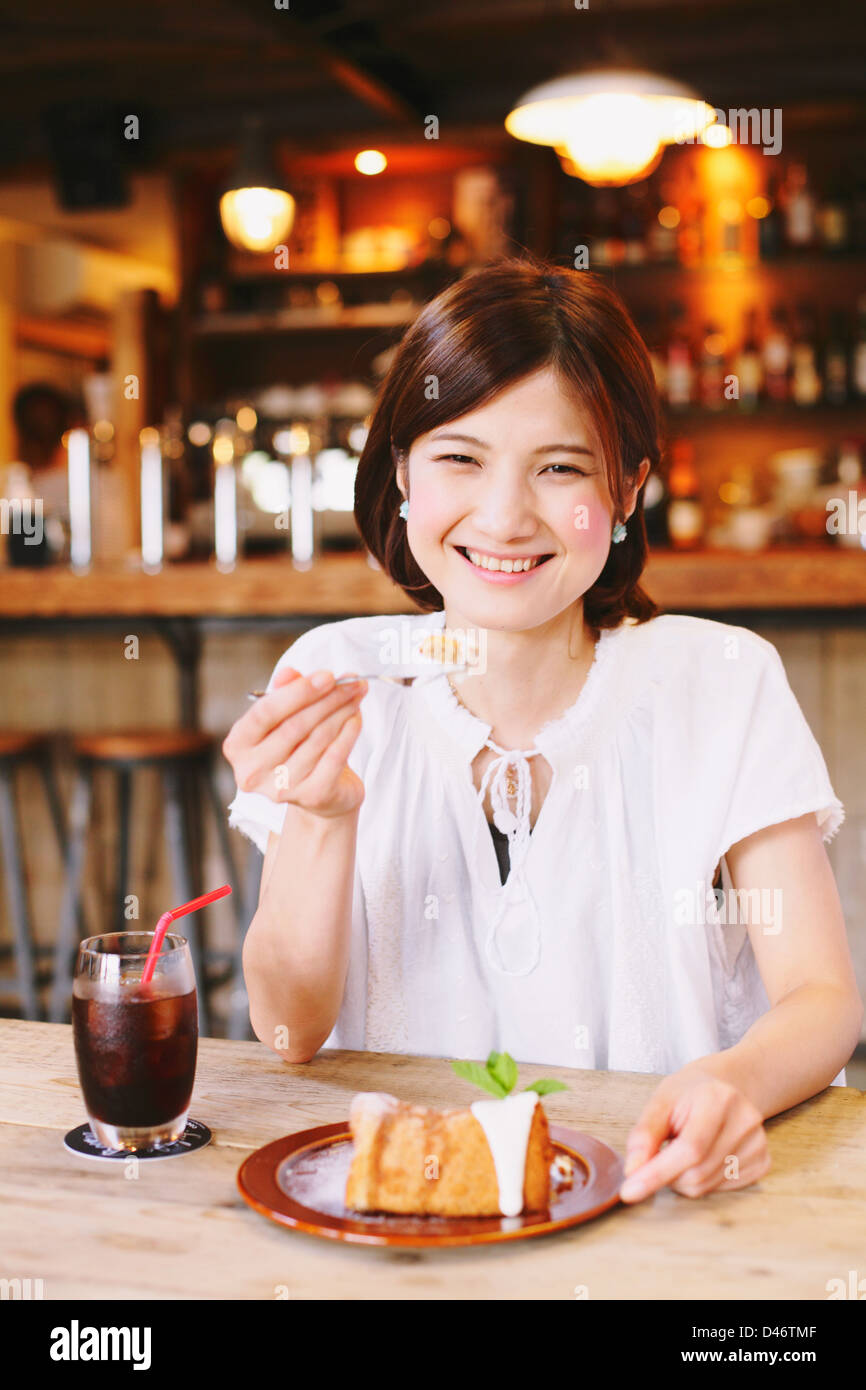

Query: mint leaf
[[452, 1059, 508, 1098], [523, 1078, 568, 1096], [486, 1051, 518, 1096]]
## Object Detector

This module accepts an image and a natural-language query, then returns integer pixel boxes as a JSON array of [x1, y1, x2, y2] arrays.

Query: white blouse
[[228, 609, 847, 1081]]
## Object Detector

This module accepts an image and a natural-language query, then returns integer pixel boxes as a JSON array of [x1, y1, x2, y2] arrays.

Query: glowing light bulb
[[354, 149, 387, 175], [219, 187, 295, 253]]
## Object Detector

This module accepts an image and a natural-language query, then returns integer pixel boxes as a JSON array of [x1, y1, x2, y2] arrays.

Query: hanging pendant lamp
[[219, 116, 296, 253], [506, 69, 716, 186]]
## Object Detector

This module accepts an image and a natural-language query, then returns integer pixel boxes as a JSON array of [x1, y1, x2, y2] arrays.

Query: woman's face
[[398, 366, 643, 633]]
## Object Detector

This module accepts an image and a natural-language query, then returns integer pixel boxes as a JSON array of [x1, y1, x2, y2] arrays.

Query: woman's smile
[[452, 542, 555, 584]]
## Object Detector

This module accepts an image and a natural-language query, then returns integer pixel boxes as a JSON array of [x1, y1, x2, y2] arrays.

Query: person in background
[[5, 382, 83, 564]]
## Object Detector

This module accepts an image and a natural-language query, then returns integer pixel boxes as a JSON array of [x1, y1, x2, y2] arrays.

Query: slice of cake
[[344, 1090, 553, 1217]]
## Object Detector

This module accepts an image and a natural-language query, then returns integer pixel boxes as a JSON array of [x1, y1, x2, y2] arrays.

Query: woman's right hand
[[222, 667, 368, 819]]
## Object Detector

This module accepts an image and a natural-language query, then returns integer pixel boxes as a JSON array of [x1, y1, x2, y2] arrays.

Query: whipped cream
[[470, 1091, 539, 1216]]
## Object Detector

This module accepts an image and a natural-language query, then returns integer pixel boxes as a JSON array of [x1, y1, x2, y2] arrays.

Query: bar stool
[[49, 730, 249, 1035], [0, 732, 83, 1020]]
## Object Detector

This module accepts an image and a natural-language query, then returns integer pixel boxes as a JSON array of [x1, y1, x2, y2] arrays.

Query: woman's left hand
[[619, 1061, 771, 1202]]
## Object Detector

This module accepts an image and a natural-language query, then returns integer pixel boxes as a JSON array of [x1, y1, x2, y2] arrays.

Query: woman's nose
[[472, 483, 538, 538]]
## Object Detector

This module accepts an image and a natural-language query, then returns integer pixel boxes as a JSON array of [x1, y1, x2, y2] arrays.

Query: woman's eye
[[435, 454, 477, 465], [542, 464, 588, 476]]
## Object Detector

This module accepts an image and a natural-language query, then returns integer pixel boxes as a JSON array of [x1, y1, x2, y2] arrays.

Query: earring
[[398, 499, 409, 520], [612, 521, 627, 544]]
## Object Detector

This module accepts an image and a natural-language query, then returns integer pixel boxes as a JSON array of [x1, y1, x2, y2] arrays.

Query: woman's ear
[[393, 448, 408, 501], [624, 457, 652, 520]]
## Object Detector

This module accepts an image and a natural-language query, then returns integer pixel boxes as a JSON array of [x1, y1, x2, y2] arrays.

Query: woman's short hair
[[354, 255, 661, 629]]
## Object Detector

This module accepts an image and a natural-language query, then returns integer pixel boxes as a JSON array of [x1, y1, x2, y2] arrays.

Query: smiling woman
[[226, 253, 860, 1211], [353, 255, 661, 630]]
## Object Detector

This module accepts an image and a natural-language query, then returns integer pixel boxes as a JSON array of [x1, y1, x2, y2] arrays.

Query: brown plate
[[237, 1122, 624, 1247]]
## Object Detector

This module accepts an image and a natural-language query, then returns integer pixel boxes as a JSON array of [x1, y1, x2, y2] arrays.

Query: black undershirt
[[488, 818, 513, 885], [488, 823, 726, 893]]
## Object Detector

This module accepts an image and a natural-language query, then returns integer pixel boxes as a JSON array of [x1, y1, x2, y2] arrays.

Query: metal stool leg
[[182, 764, 205, 901], [202, 755, 252, 1040], [162, 764, 209, 1036], [0, 759, 40, 1020], [38, 753, 89, 942], [115, 766, 132, 929], [49, 766, 92, 1023]]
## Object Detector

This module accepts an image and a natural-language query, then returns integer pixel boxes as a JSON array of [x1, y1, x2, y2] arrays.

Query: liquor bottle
[[818, 178, 850, 254], [719, 198, 744, 259], [823, 311, 849, 406], [836, 439, 862, 487], [666, 302, 693, 409], [642, 469, 670, 547], [646, 175, 679, 264], [850, 178, 866, 254], [758, 174, 782, 261], [791, 304, 822, 407], [621, 185, 648, 264], [833, 440, 865, 549], [853, 294, 866, 400], [782, 162, 817, 251], [677, 164, 705, 268], [698, 323, 727, 410], [666, 439, 704, 549], [732, 308, 763, 411], [640, 308, 667, 400], [763, 305, 792, 403], [589, 189, 623, 267]]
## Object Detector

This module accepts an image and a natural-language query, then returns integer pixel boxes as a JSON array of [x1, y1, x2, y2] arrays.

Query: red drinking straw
[[141, 884, 232, 985]]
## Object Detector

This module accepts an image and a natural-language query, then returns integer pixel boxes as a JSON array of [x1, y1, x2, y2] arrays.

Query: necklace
[[447, 676, 521, 797]]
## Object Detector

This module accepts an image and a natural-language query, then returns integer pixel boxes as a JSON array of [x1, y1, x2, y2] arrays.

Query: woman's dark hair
[[354, 255, 660, 629]]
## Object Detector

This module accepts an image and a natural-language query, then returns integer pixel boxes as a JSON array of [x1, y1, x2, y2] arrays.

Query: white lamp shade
[[506, 68, 716, 185], [219, 186, 296, 253]]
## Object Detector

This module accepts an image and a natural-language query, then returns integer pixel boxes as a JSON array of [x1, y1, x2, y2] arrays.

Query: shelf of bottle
[[222, 260, 449, 282], [660, 401, 866, 426], [593, 253, 866, 276], [191, 303, 420, 336]]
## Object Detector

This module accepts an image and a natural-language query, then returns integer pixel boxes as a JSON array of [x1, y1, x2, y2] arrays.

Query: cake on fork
[[415, 629, 464, 667]]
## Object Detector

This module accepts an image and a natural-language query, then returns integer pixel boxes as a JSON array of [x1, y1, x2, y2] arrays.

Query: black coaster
[[63, 1118, 212, 1160]]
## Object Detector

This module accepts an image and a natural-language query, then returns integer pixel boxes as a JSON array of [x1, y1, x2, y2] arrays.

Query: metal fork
[[247, 664, 468, 700]]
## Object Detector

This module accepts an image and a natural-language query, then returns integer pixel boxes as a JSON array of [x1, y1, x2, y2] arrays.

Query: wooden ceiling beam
[[218, 0, 422, 125]]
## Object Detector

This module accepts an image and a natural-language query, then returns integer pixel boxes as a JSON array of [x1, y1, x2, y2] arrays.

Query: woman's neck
[[443, 605, 600, 749]]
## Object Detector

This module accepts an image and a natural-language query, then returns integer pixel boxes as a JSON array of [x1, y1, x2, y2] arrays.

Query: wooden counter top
[[2, 1019, 864, 1300], [0, 547, 864, 618]]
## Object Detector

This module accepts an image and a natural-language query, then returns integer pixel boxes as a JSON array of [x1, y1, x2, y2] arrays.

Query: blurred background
[[0, 0, 864, 1052]]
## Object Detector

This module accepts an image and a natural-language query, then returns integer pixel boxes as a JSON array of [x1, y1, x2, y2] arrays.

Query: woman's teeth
[[464, 548, 547, 573]]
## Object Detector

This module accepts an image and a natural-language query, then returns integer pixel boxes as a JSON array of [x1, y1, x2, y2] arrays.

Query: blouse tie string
[[477, 738, 543, 977], [477, 738, 540, 870]]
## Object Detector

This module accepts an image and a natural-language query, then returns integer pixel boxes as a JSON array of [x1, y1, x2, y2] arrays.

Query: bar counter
[[1, 546, 865, 617]]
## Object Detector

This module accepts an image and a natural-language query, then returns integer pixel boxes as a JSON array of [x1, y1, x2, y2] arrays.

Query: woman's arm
[[221, 663, 368, 1062], [621, 812, 863, 1201], [698, 811, 862, 1114], [243, 808, 360, 1062]]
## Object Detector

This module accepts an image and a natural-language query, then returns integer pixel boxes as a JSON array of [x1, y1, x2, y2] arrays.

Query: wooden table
[[2, 1020, 864, 1301]]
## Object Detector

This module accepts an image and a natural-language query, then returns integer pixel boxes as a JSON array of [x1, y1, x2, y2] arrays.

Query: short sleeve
[[713, 634, 844, 862], [226, 622, 339, 856]]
